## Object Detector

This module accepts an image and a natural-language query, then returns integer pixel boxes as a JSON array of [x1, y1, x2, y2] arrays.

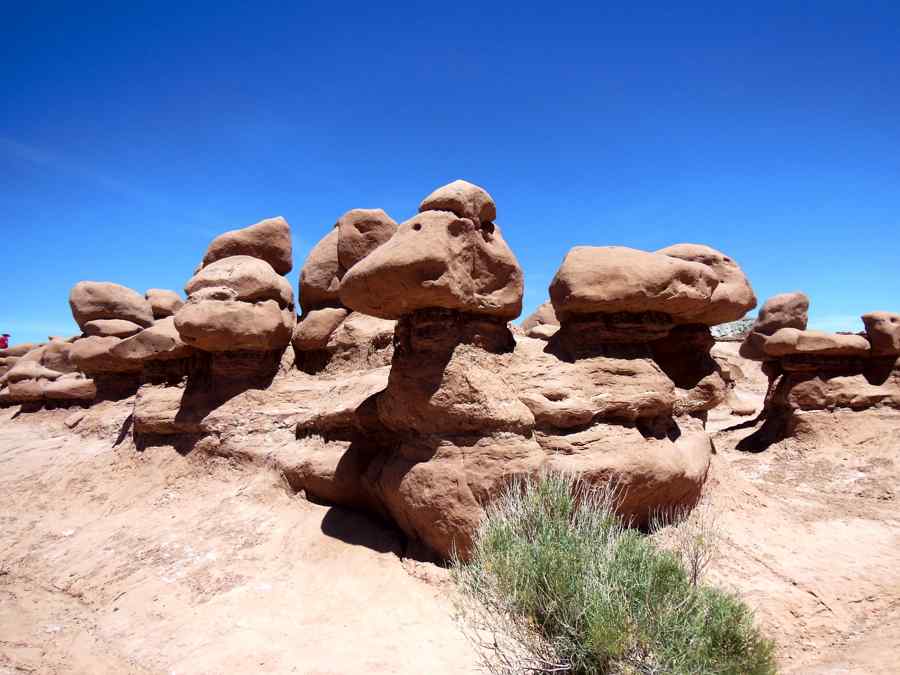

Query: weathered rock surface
[[83, 319, 144, 338], [739, 291, 810, 361], [175, 299, 294, 352], [549, 246, 718, 323], [763, 328, 871, 358], [70, 336, 142, 374], [336, 209, 398, 271], [292, 308, 350, 352], [69, 281, 154, 329], [201, 216, 293, 275], [300, 227, 342, 312], [340, 210, 523, 320], [185, 256, 293, 306], [110, 316, 194, 363], [520, 301, 558, 331], [862, 312, 900, 356], [145, 289, 184, 319], [176, 256, 295, 353], [657, 243, 756, 325], [418, 179, 497, 225], [0, 343, 42, 358]]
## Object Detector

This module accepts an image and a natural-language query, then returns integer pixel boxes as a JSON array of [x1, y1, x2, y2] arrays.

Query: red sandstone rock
[[201, 216, 293, 275], [69, 281, 154, 329]]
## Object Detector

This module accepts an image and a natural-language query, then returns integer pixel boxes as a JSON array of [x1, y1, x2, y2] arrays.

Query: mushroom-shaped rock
[[862, 312, 900, 356], [337, 209, 398, 271], [83, 319, 144, 338], [739, 292, 810, 360], [340, 210, 523, 320], [69, 281, 154, 329], [145, 289, 184, 319], [419, 179, 496, 225], [762, 328, 871, 359], [549, 247, 718, 323], [110, 316, 194, 363], [201, 216, 293, 275], [657, 244, 756, 325], [299, 227, 342, 312]]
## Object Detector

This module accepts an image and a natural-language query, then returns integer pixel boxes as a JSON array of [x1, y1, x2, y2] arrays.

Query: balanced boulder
[[69, 281, 154, 329], [176, 255, 295, 352], [145, 289, 184, 319], [418, 179, 496, 225], [200, 216, 293, 276]]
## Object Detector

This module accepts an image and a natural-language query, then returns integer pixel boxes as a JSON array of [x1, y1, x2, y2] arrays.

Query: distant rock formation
[[737, 294, 900, 447]]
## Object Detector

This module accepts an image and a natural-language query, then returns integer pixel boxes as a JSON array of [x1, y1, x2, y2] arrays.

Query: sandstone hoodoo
[[0, 185, 762, 561], [312, 180, 541, 558], [510, 243, 757, 525], [292, 208, 398, 373], [737, 295, 900, 447]]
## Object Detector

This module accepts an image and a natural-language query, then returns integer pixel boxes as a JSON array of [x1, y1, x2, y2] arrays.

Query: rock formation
[[1, 339, 95, 406], [738, 295, 900, 447], [520, 301, 559, 339], [175, 216, 296, 383], [0, 181, 772, 563], [67, 281, 158, 398], [287, 184, 756, 558], [145, 289, 184, 319], [293, 209, 398, 373]]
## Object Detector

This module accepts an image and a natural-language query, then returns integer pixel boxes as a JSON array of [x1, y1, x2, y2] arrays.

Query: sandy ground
[[0, 410, 477, 675], [2, 352, 899, 673]]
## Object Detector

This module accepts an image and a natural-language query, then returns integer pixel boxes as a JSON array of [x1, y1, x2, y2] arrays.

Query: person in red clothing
[[0, 334, 9, 349]]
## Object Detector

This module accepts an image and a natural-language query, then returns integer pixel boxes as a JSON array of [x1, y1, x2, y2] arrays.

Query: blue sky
[[2, 1, 898, 345]]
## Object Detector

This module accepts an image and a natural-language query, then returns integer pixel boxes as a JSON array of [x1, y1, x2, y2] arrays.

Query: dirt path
[[0, 413, 477, 675]]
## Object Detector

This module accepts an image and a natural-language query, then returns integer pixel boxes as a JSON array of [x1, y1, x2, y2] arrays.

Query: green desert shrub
[[451, 473, 776, 675]]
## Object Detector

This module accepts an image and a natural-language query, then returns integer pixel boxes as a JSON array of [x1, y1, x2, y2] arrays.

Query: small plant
[[650, 502, 721, 587], [451, 473, 775, 675]]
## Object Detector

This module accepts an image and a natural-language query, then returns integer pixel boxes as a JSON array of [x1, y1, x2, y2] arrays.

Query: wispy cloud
[[0, 136, 154, 202]]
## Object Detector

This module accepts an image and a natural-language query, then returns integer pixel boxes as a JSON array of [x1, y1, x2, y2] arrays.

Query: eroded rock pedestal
[[285, 182, 758, 558]]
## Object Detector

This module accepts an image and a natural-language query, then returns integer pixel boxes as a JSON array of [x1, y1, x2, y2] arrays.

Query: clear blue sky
[[2, 1, 898, 345]]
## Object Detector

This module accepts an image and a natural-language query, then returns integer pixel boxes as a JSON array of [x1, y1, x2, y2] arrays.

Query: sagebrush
[[451, 474, 776, 674]]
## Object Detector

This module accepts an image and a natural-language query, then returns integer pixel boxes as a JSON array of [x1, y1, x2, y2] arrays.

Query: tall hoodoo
[[334, 179, 540, 558]]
